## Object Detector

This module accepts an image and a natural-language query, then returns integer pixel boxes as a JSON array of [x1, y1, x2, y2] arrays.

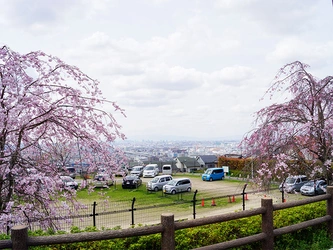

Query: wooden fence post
[[326, 186, 333, 239], [11, 225, 28, 250], [161, 213, 175, 250], [261, 198, 274, 250]]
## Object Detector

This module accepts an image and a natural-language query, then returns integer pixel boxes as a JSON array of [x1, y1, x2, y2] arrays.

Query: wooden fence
[[1, 186, 333, 250]]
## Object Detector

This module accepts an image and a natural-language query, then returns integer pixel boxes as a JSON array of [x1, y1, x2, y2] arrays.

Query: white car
[[130, 166, 144, 177], [143, 164, 159, 178], [60, 176, 78, 190]]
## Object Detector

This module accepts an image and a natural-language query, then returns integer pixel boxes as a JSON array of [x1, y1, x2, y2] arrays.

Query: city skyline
[[1, 1, 332, 141]]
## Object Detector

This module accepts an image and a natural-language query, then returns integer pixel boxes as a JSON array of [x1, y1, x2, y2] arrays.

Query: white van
[[147, 175, 173, 191], [143, 164, 159, 178], [162, 165, 172, 175]]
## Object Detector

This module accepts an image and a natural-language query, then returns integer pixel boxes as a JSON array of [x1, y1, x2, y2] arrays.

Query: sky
[[1, 0, 333, 141]]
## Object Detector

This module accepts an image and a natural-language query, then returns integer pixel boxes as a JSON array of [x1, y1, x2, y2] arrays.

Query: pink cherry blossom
[[0, 46, 126, 231], [242, 61, 333, 188]]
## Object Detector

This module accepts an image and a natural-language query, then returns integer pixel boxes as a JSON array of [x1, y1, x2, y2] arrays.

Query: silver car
[[147, 175, 173, 191], [279, 175, 308, 193], [143, 164, 159, 178], [130, 166, 144, 177], [300, 180, 327, 196], [163, 178, 191, 194], [93, 174, 114, 188]]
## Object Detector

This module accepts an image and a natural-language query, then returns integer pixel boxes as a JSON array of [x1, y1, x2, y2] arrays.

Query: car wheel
[[154, 187, 159, 192], [209, 177, 213, 182], [171, 190, 176, 195], [187, 187, 191, 192]]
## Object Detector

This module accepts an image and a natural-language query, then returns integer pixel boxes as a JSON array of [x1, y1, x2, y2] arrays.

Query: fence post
[[130, 197, 136, 226], [242, 183, 247, 211], [192, 190, 198, 219], [11, 225, 28, 250], [261, 198, 274, 250], [327, 186, 333, 239], [90, 201, 98, 227], [281, 179, 286, 203], [161, 213, 175, 250]]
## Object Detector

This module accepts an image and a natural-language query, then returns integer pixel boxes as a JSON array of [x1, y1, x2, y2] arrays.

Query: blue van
[[202, 168, 224, 181]]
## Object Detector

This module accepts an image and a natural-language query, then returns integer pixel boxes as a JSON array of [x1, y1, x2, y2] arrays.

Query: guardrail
[[2, 187, 333, 250]]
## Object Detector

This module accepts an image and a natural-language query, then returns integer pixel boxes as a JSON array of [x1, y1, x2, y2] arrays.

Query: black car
[[122, 175, 142, 189]]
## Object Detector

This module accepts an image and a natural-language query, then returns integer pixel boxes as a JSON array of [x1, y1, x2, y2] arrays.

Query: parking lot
[[49, 174, 309, 231]]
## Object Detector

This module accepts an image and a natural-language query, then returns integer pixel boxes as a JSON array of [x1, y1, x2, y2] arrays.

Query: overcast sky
[[1, 0, 332, 141]]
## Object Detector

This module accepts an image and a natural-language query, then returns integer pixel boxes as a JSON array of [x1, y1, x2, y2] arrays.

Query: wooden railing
[[1, 187, 333, 250]]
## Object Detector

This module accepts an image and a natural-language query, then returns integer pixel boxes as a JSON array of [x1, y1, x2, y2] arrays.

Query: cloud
[[2, 0, 331, 140], [267, 38, 333, 67], [214, 0, 319, 35], [210, 66, 255, 86]]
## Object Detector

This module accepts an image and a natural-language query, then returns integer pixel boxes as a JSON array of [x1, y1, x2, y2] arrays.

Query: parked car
[[143, 164, 159, 178], [60, 176, 78, 190], [93, 173, 114, 188], [62, 167, 76, 179], [300, 179, 327, 196], [115, 166, 128, 177], [202, 168, 225, 181], [147, 175, 173, 191], [130, 166, 144, 177], [162, 165, 172, 175], [122, 175, 142, 189], [279, 175, 308, 193], [163, 178, 191, 194]]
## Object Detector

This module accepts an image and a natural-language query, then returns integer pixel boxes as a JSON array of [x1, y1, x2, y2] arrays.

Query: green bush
[[2, 202, 332, 249]]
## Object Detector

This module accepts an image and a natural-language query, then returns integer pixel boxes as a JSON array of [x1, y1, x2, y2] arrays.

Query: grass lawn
[[75, 173, 249, 207]]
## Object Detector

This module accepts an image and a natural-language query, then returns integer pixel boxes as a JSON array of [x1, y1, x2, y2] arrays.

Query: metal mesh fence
[[4, 186, 299, 234]]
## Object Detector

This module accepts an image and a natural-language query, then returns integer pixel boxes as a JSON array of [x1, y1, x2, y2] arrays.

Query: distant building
[[197, 155, 218, 169], [224, 154, 243, 159], [174, 156, 200, 173]]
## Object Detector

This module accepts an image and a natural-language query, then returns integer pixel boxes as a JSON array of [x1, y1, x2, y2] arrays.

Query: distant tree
[[0, 46, 126, 231], [242, 61, 333, 187]]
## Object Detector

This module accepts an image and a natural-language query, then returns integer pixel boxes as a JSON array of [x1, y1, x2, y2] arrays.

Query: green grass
[[76, 181, 194, 205], [75, 173, 247, 209]]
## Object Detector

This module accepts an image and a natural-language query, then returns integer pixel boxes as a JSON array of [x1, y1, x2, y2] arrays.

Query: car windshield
[[125, 175, 136, 180], [133, 167, 141, 171], [205, 169, 212, 174], [145, 166, 154, 170], [285, 178, 296, 184], [61, 176, 73, 183], [94, 175, 105, 180], [66, 168, 75, 173], [304, 181, 314, 186], [151, 177, 159, 183], [167, 180, 177, 185]]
